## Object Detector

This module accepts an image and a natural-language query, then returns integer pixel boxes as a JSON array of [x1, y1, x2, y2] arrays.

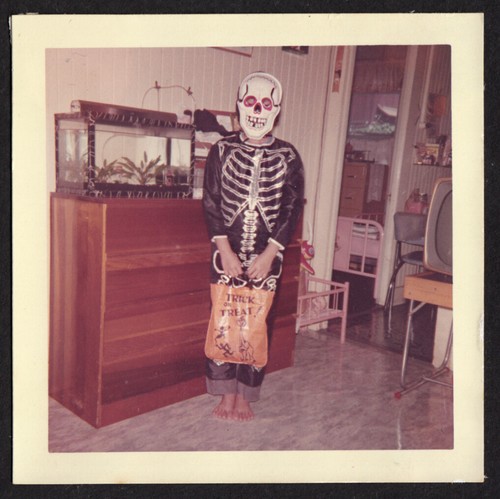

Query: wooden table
[[395, 271, 453, 398]]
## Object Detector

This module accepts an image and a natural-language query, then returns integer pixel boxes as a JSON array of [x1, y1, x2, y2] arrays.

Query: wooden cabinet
[[339, 161, 388, 220], [49, 194, 301, 427]]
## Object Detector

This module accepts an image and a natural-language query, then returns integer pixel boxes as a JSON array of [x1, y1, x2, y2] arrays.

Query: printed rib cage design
[[218, 140, 294, 268]]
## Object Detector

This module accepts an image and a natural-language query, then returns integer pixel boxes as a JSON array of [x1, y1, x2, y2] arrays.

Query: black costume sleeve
[[270, 146, 304, 248], [202, 143, 226, 239]]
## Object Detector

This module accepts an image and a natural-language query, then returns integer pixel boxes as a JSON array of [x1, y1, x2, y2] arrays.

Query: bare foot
[[212, 394, 236, 420], [231, 394, 254, 422]]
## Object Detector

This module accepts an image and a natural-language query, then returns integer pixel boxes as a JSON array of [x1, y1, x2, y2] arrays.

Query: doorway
[[339, 45, 408, 225], [333, 46, 408, 315]]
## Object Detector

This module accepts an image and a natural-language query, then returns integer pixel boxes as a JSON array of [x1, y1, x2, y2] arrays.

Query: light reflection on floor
[[328, 303, 438, 362]]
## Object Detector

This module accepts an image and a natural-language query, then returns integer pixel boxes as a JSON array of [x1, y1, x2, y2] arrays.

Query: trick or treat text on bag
[[206, 284, 274, 368]]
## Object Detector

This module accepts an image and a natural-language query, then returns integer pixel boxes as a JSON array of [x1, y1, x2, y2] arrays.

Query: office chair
[[384, 212, 427, 326]]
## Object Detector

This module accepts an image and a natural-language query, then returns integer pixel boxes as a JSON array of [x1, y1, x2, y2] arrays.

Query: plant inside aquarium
[[93, 158, 122, 183], [115, 152, 168, 185], [91, 152, 170, 185]]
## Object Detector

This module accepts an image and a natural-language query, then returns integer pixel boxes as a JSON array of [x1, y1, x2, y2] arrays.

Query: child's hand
[[214, 237, 243, 277], [220, 250, 244, 278], [246, 243, 279, 280]]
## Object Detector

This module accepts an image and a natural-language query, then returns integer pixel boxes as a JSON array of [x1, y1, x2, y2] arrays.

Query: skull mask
[[237, 72, 282, 140]]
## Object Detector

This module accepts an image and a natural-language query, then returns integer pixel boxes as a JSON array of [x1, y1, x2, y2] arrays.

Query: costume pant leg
[[236, 364, 266, 402], [205, 360, 237, 395], [206, 359, 266, 401]]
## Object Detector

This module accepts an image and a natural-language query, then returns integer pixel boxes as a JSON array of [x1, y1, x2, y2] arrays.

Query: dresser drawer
[[342, 163, 368, 188], [338, 207, 361, 218], [339, 187, 364, 211]]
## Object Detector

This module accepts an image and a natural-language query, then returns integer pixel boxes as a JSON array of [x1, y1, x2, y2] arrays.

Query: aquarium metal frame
[[55, 100, 195, 199]]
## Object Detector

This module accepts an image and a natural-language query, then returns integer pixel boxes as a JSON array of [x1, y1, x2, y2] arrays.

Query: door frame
[[311, 45, 357, 284], [375, 45, 425, 303]]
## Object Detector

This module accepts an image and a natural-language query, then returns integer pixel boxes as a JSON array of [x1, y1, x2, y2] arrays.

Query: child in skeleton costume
[[203, 72, 304, 421]]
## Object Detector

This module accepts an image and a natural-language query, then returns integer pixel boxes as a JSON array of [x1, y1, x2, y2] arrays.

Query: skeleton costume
[[202, 72, 304, 401]]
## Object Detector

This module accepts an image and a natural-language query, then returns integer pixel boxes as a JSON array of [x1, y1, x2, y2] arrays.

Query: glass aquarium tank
[[55, 100, 195, 198]]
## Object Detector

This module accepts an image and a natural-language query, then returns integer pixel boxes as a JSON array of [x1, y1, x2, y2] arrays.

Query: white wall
[[46, 46, 336, 236], [377, 45, 452, 305], [403, 45, 452, 206]]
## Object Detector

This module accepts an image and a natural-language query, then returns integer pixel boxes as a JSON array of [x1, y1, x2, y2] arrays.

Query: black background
[[1, 1, 497, 497]]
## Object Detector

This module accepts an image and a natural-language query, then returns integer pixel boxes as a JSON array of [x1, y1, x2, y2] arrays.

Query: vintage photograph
[[12, 14, 483, 484], [46, 44, 455, 450]]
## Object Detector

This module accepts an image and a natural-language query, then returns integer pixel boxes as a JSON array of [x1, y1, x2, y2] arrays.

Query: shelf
[[348, 134, 395, 141], [413, 163, 452, 168]]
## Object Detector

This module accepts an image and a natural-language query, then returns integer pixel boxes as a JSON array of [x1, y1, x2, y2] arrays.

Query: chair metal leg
[[384, 260, 403, 333], [398, 299, 425, 387], [384, 242, 403, 312], [384, 263, 400, 311], [421, 322, 453, 386]]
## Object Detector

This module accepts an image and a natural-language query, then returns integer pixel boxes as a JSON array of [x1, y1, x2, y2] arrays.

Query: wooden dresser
[[339, 161, 388, 219], [49, 194, 301, 427]]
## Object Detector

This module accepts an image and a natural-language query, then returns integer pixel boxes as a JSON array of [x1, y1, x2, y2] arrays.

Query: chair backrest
[[393, 212, 427, 244]]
